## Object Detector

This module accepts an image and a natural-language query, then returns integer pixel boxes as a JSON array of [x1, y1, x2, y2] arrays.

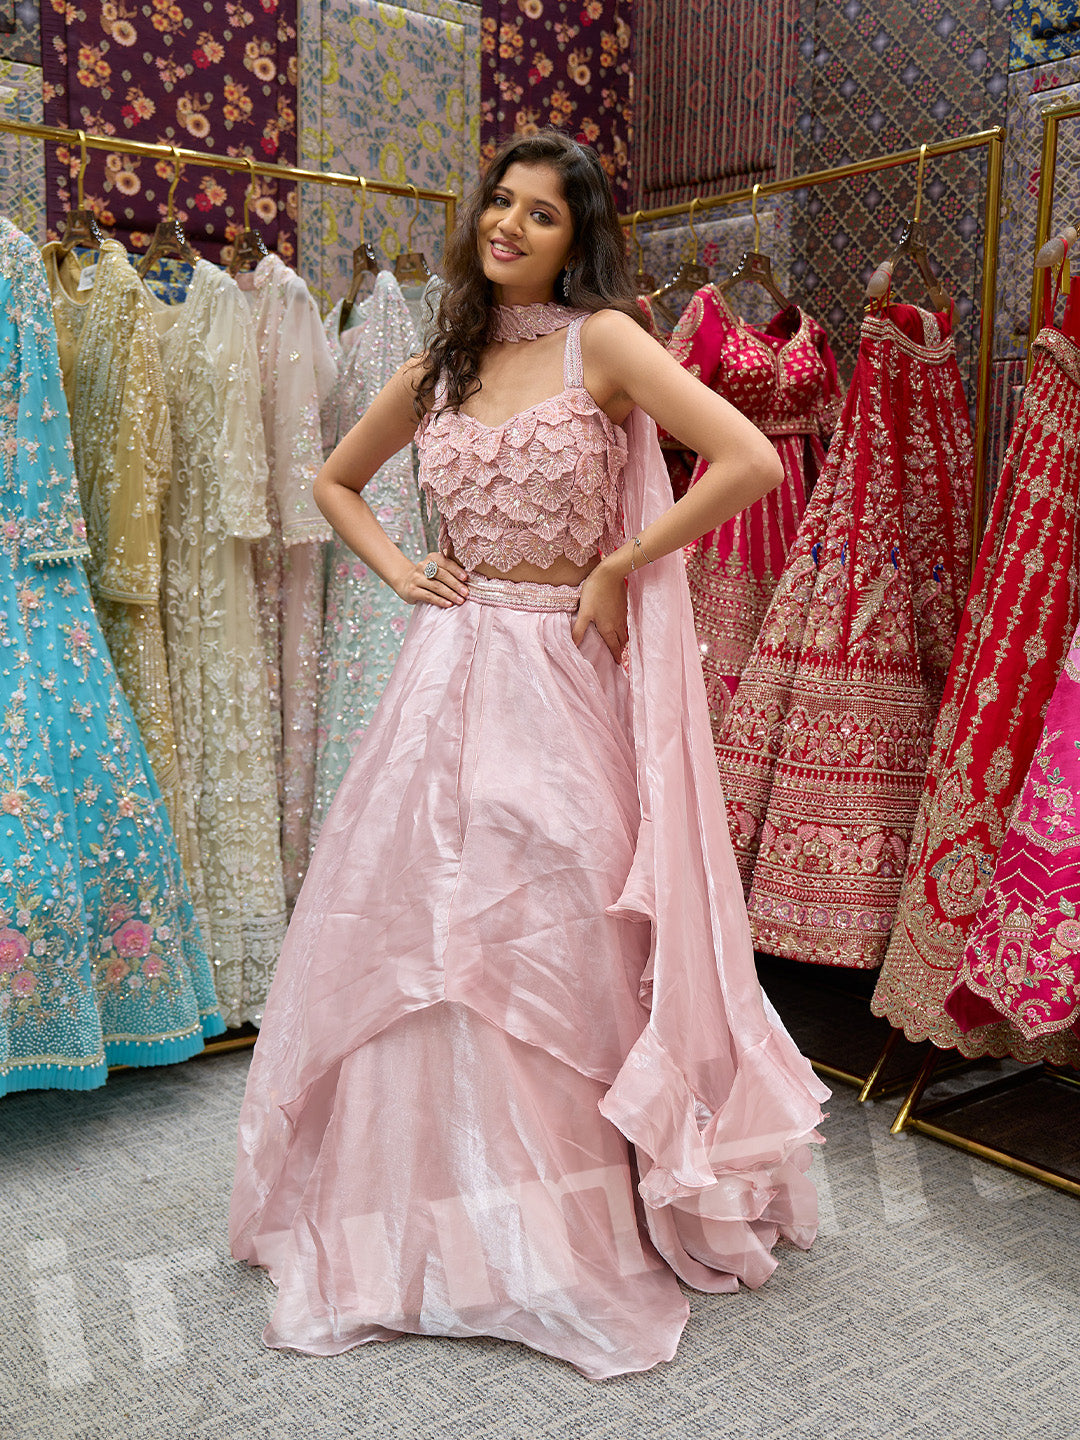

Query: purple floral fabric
[[480, 0, 632, 209], [42, 0, 298, 266]]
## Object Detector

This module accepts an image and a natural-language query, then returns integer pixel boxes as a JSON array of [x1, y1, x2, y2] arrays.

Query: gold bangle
[[631, 535, 653, 570]]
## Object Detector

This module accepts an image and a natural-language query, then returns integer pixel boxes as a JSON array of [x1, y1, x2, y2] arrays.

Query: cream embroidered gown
[[238, 255, 337, 904], [41, 239, 207, 926], [148, 259, 287, 1027]]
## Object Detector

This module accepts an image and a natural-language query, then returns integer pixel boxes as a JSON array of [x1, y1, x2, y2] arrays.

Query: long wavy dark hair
[[414, 130, 645, 417]]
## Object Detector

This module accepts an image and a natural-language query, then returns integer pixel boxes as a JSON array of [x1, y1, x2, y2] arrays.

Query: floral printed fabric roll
[[480, 0, 632, 209], [41, 0, 299, 265]]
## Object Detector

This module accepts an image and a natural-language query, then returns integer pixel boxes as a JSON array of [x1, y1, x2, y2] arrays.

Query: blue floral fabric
[[0, 217, 223, 1096]]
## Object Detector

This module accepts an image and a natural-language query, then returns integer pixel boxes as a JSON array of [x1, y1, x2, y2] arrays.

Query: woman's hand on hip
[[572, 561, 627, 661], [395, 553, 470, 607]]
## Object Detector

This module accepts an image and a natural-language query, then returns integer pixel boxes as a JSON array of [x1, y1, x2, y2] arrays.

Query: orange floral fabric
[[42, 0, 298, 266], [480, 0, 632, 208]]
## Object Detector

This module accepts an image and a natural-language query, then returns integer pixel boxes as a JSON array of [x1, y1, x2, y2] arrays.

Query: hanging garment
[[230, 308, 827, 1380], [946, 616, 1080, 1043], [715, 304, 973, 968], [41, 239, 206, 928], [0, 219, 223, 1095], [666, 285, 841, 726], [872, 285, 1080, 1063], [238, 255, 337, 905], [313, 274, 423, 831], [148, 259, 287, 1028]]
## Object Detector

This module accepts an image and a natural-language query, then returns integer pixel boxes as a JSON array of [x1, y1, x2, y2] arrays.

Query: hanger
[[649, 198, 710, 323], [1034, 224, 1078, 273], [629, 211, 657, 294], [720, 183, 792, 310], [58, 130, 107, 254], [393, 184, 431, 285], [340, 176, 380, 330], [227, 157, 271, 277], [137, 145, 200, 277], [864, 143, 949, 310]]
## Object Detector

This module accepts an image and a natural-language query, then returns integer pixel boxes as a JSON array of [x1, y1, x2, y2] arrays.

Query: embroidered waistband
[[467, 574, 581, 613]]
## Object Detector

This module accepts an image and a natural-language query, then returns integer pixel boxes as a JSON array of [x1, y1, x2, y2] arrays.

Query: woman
[[230, 132, 828, 1380]]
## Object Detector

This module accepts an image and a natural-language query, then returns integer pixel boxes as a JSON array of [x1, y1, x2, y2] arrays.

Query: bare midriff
[[467, 554, 601, 588]]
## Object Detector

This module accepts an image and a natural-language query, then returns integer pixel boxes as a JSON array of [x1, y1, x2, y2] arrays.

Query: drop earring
[[560, 260, 577, 302]]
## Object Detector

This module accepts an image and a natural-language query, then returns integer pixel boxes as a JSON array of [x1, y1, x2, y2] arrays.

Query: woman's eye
[[532, 211, 553, 225], [492, 195, 509, 207]]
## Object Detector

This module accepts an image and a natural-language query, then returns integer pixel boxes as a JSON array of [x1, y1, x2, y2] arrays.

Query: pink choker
[[492, 302, 588, 342]]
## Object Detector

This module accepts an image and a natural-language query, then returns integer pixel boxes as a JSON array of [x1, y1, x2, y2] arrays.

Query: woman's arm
[[313, 358, 469, 608], [573, 309, 785, 655]]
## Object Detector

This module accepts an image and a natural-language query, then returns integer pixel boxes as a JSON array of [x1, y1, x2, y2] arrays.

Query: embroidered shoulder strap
[[563, 314, 586, 388]]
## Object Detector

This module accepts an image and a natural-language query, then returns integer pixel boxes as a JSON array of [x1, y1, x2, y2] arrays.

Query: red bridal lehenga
[[714, 303, 973, 968], [872, 278, 1080, 1064], [667, 285, 841, 726], [946, 616, 1080, 1043], [229, 306, 828, 1381]]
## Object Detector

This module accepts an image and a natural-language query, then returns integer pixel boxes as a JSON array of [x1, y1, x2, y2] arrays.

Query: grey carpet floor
[[1, 1048, 1078, 1440]]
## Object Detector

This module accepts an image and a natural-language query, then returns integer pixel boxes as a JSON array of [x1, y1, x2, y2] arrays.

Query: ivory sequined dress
[[230, 306, 826, 1380]]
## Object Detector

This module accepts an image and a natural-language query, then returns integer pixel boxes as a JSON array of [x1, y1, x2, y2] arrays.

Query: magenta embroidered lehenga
[[666, 286, 841, 726], [229, 307, 827, 1379]]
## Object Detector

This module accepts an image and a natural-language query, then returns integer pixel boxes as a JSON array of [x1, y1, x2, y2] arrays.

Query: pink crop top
[[416, 315, 627, 571]]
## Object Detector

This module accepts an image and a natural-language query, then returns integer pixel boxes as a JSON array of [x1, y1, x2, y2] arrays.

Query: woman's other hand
[[572, 561, 628, 660], [395, 553, 470, 607]]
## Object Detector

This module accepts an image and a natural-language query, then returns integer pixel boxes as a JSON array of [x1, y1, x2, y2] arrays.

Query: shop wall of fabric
[[0, 0, 36, 65], [633, 0, 799, 210], [298, 0, 479, 311], [0, 59, 44, 242], [40, 1, 300, 265], [479, 0, 631, 209], [791, 0, 1011, 401], [996, 60, 1080, 359]]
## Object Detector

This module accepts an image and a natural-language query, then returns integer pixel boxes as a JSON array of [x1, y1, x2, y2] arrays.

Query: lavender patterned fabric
[[298, 0, 480, 310], [0, 60, 45, 244], [41, 0, 299, 265]]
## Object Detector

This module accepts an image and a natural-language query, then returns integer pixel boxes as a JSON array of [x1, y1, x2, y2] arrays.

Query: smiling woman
[[229, 129, 827, 1381]]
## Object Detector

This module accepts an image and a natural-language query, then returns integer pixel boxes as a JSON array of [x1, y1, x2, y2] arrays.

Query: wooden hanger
[[649, 198, 710, 323], [629, 211, 657, 294], [340, 176, 380, 330], [58, 129, 107, 255], [721, 182, 792, 310], [393, 184, 431, 285], [865, 143, 949, 310], [227, 156, 271, 277], [137, 145, 199, 277]]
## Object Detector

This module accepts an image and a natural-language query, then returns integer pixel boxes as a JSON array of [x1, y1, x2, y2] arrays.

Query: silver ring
[[423, 559, 438, 580]]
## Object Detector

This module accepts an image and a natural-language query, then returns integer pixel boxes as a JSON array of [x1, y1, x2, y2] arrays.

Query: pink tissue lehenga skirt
[[230, 548, 824, 1376]]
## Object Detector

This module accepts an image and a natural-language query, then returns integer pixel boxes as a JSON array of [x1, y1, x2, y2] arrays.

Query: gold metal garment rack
[[0, 116, 458, 236], [623, 127, 1006, 571], [1028, 96, 1080, 357]]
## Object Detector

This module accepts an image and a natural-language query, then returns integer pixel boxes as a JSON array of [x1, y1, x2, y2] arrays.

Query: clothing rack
[[885, 104, 1080, 1199], [0, 116, 458, 1070], [621, 127, 1006, 573], [0, 116, 458, 236], [1028, 96, 1080, 353]]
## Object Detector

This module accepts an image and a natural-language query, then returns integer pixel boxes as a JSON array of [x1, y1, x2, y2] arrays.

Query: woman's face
[[476, 161, 576, 306]]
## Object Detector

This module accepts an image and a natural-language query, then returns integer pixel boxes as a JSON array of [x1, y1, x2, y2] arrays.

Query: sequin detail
[[417, 316, 626, 571], [492, 302, 588, 342]]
